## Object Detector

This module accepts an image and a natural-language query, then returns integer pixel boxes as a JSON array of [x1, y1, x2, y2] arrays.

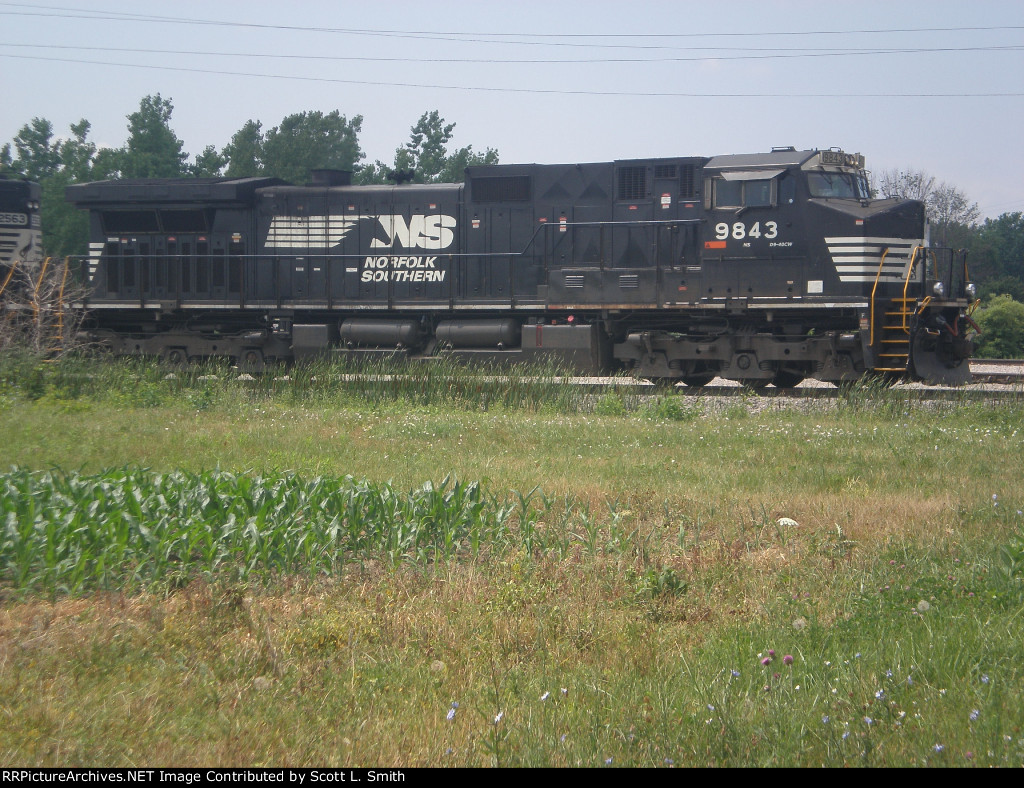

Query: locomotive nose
[[860, 198, 927, 240]]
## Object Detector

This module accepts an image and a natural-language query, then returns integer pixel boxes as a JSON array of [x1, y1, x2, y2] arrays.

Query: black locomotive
[[65, 147, 977, 385], [1, 176, 43, 287]]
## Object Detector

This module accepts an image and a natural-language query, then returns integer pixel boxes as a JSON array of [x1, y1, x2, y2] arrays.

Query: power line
[[3, 51, 1023, 98], [1, 40, 1022, 65], [2, 2, 1023, 53]]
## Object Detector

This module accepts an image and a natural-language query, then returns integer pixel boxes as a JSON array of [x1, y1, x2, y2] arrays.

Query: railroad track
[[203, 359, 1024, 400], [558, 359, 1024, 399], [971, 358, 1024, 383]]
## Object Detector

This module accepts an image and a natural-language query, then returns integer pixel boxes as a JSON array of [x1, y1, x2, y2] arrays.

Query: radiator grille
[[616, 167, 646, 200]]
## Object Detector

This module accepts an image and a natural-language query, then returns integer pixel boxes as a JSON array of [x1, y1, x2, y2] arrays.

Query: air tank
[[339, 318, 425, 349], [435, 319, 521, 349]]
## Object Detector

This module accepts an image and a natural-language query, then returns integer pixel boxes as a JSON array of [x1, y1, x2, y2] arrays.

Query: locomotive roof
[[704, 149, 819, 170], [262, 182, 463, 196], [0, 176, 41, 197], [66, 176, 287, 205]]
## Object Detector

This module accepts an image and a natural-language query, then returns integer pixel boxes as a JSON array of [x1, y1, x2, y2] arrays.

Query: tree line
[[3, 95, 1023, 355], [0, 95, 497, 257]]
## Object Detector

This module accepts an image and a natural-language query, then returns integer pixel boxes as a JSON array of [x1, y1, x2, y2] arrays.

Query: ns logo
[[265, 213, 457, 250], [370, 214, 456, 250]]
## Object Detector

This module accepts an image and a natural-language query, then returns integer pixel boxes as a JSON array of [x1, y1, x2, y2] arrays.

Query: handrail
[[55, 257, 70, 348], [31, 257, 51, 324], [869, 248, 890, 347], [899, 246, 929, 334], [0, 259, 18, 298]]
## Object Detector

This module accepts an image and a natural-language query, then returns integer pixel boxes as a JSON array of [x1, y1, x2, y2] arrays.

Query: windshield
[[807, 170, 870, 200]]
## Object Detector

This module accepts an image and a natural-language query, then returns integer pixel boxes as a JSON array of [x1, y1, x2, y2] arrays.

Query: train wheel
[[772, 370, 804, 388], [681, 373, 715, 388], [238, 348, 265, 375], [162, 347, 188, 368]]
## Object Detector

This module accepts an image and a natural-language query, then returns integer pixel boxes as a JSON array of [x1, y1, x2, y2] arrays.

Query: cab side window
[[712, 178, 774, 209], [714, 180, 743, 208]]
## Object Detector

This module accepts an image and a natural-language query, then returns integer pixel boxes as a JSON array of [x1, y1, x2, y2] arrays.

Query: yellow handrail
[[31, 257, 51, 325], [0, 259, 18, 298], [869, 248, 891, 347], [55, 257, 70, 348]]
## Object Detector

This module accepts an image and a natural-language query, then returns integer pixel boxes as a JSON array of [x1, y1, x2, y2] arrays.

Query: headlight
[[932, 281, 946, 298], [966, 283, 977, 299]]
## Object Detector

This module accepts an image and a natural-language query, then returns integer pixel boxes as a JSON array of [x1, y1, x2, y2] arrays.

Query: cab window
[[714, 180, 743, 208], [745, 180, 772, 207], [807, 172, 866, 199], [712, 178, 774, 208]]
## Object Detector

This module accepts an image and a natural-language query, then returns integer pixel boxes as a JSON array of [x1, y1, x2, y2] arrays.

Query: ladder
[[869, 246, 928, 375], [874, 296, 914, 373]]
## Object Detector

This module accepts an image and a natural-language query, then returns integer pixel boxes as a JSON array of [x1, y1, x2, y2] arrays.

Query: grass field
[[1, 357, 1023, 766]]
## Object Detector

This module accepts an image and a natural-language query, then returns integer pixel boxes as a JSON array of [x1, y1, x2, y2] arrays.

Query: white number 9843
[[714, 221, 778, 241]]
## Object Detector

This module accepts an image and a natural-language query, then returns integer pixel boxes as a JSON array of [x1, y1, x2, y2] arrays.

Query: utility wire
[[2, 2, 1023, 52], [1, 40, 1022, 64], [3, 51, 1022, 98]]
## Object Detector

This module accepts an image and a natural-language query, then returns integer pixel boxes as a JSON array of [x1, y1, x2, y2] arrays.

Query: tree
[[222, 120, 265, 177], [8, 118, 62, 181], [191, 145, 227, 177], [118, 94, 189, 178], [1, 118, 105, 256], [969, 211, 1024, 296], [357, 110, 498, 185], [875, 168, 979, 246], [876, 168, 935, 202], [975, 294, 1024, 358], [437, 142, 499, 183], [260, 111, 364, 184], [58, 120, 98, 182]]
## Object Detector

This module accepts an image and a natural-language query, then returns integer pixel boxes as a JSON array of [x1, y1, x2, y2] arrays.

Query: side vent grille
[[680, 163, 698, 200], [564, 274, 586, 289], [616, 166, 646, 200], [618, 274, 639, 289]]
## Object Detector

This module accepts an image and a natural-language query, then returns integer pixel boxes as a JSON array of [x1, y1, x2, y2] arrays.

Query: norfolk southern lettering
[[361, 256, 444, 283]]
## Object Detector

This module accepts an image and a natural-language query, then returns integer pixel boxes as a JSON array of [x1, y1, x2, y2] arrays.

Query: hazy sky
[[2, 0, 1022, 218]]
